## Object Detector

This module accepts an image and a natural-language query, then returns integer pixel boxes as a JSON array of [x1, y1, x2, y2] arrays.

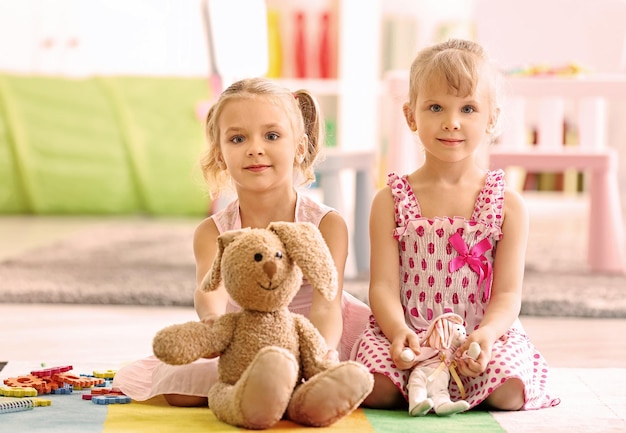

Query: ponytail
[[293, 89, 324, 184]]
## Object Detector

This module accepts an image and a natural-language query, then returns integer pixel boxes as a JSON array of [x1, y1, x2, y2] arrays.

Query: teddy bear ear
[[268, 221, 338, 301], [202, 228, 249, 292]]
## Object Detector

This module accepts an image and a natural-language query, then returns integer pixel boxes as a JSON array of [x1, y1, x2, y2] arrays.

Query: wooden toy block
[[93, 370, 116, 379], [0, 386, 38, 397], [82, 386, 127, 401], [32, 398, 52, 407], [4, 375, 59, 395], [92, 395, 131, 405], [53, 373, 104, 388], [30, 365, 72, 378]]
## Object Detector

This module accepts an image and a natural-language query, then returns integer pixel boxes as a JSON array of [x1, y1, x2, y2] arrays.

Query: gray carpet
[[0, 220, 197, 306], [0, 211, 625, 317]]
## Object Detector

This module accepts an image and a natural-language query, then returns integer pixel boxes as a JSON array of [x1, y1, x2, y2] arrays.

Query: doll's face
[[451, 324, 467, 346]]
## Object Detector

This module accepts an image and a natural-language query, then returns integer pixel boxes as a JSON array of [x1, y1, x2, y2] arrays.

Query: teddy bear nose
[[263, 261, 277, 278]]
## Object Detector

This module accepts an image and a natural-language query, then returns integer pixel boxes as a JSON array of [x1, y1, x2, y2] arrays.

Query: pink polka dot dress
[[352, 170, 560, 410]]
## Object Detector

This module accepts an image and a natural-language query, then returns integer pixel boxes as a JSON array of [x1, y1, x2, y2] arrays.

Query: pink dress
[[351, 171, 560, 410], [113, 193, 371, 401]]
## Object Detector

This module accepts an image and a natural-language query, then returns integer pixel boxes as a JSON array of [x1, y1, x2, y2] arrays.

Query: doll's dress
[[112, 193, 371, 401], [351, 170, 559, 410]]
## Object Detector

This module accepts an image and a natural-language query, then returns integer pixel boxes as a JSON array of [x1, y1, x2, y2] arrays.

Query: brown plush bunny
[[152, 221, 373, 429]]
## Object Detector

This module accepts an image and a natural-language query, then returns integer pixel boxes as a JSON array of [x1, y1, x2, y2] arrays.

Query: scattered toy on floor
[[2, 365, 129, 409]]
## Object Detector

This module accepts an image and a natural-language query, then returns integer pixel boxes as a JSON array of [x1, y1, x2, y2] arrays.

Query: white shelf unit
[[270, 0, 381, 276]]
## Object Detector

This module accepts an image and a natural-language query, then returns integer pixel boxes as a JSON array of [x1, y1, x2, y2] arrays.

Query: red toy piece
[[30, 365, 72, 378]]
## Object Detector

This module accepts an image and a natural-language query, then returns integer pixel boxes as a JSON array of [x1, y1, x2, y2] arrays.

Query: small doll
[[401, 312, 481, 416]]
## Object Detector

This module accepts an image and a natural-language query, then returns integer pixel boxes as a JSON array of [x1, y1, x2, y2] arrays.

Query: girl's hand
[[390, 330, 421, 370], [324, 349, 339, 364], [454, 328, 495, 377], [199, 313, 221, 326], [455, 349, 487, 377]]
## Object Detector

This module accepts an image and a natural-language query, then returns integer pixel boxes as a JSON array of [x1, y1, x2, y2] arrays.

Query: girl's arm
[[193, 217, 229, 324], [456, 187, 529, 375], [368, 188, 421, 369], [308, 211, 348, 358]]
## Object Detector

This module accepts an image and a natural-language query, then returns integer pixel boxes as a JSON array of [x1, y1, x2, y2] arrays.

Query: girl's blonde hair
[[408, 39, 502, 138], [200, 77, 324, 198]]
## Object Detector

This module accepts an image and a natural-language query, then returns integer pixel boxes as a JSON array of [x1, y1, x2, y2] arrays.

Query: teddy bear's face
[[220, 229, 303, 312]]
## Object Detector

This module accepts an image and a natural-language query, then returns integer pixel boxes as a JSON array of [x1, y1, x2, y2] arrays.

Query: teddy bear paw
[[237, 346, 299, 429], [286, 361, 373, 427]]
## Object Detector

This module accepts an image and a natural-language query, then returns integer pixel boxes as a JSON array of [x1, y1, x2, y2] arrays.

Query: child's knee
[[484, 378, 525, 411], [361, 373, 406, 409]]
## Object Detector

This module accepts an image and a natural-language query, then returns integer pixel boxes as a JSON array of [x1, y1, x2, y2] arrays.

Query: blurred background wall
[[0, 0, 625, 216]]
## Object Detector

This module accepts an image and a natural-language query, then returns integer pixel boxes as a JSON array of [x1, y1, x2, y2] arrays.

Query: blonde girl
[[114, 77, 371, 406], [352, 39, 560, 413]]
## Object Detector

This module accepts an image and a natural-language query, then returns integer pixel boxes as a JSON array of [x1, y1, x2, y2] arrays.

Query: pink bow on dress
[[448, 233, 493, 303]]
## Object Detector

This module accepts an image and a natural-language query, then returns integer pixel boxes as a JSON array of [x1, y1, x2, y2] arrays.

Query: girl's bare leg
[[361, 373, 406, 409], [482, 378, 525, 411], [164, 394, 208, 407]]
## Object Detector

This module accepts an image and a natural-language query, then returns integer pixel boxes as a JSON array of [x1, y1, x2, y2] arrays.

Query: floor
[[1, 303, 625, 369]]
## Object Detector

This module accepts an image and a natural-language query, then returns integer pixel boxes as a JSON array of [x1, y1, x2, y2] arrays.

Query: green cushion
[[0, 74, 209, 215], [0, 81, 28, 213]]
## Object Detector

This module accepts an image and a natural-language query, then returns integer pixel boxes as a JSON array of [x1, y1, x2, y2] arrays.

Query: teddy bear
[[152, 221, 374, 430], [401, 312, 481, 417]]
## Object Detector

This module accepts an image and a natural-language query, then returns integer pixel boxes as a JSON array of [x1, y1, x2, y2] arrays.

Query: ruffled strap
[[387, 172, 421, 226], [473, 169, 505, 232], [211, 199, 241, 234]]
